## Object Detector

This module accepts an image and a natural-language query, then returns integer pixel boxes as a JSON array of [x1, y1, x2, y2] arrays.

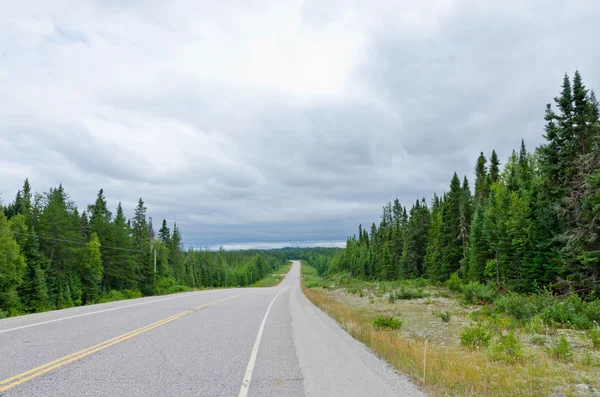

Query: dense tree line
[[338, 71, 600, 295], [280, 247, 343, 276], [0, 184, 286, 316]]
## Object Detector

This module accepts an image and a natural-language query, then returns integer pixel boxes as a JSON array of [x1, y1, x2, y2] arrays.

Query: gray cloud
[[1, 0, 599, 248]]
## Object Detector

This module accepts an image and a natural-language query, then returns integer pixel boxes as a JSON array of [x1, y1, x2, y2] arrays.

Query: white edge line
[[0, 290, 218, 334], [238, 288, 288, 397]]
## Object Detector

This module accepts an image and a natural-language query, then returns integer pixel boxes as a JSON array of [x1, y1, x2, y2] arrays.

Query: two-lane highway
[[0, 261, 424, 396]]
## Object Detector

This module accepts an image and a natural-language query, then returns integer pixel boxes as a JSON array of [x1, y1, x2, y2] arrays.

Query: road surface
[[0, 261, 424, 396]]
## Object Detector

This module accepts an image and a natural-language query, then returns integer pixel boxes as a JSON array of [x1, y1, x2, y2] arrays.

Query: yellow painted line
[[0, 293, 242, 393]]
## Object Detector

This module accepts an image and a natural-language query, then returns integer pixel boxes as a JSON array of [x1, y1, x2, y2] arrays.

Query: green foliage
[[529, 335, 547, 346], [487, 332, 526, 363], [432, 310, 452, 322], [460, 324, 493, 349], [445, 273, 463, 293], [494, 293, 539, 321], [547, 336, 573, 361], [0, 179, 290, 317], [461, 282, 496, 304], [98, 289, 143, 303], [589, 328, 600, 350], [373, 315, 402, 330], [389, 286, 428, 301]]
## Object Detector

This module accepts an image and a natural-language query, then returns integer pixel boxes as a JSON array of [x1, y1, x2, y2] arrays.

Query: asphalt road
[[0, 261, 424, 396]]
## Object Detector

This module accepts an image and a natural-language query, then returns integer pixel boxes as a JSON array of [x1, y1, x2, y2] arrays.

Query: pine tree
[[103, 203, 137, 291], [159, 219, 171, 243], [88, 189, 112, 245], [169, 222, 184, 283], [490, 150, 500, 184], [81, 233, 103, 304], [440, 173, 463, 280], [474, 152, 488, 207], [399, 199, 430, 278], [132, 198, 152, 294], [0, 210, 26, 315], [424, 195, 443, 280]]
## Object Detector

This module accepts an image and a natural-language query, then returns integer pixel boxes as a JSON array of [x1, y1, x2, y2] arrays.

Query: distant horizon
[[199, 240, 346, 251]]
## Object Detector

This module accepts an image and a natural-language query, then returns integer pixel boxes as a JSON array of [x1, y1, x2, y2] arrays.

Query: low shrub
[[547, 336, 573, 362], [446, 273, 463, 293], [373, 315, 402, 330], [154, 277, 190, 295], [432, 310, 452, 323], [529, 335, 547, 346], [462, 282, 496, 304], [389, 286, 428, 301], [526, 315, 547, 334], [487, 332, 526, 364], [0, 310, 7, 319], [494, 293, 537, 321], [99, 289, 143, 304], [460, 324, 493, 349]]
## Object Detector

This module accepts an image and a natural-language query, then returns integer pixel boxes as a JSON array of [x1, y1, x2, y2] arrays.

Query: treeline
[[0, 183, 286, 316], [280, 247, 343, 276], [337, 71, 600, 295]]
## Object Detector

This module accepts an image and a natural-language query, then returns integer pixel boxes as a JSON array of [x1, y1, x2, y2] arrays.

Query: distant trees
[[338, 71, 600, 296], [0, 183, 287, 316]]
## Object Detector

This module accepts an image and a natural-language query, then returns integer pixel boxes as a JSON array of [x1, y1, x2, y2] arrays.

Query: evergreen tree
[[131, 198, 152, 294], [159, 219, 171, 243], [474, 152, 488, 207], [490, 150, 500, 184], [399, 199, 431, 278], [81, 233, 103, 304], [103, 203, 137, 290], [440, 173, 463, 280], [0, 210, 26, 314]]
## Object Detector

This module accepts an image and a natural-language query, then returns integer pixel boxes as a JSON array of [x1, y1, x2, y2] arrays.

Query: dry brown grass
[[302, 285, 596, 397]]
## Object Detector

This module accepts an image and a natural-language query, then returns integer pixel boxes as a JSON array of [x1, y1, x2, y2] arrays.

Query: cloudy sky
[[1, 1, 599, 249]]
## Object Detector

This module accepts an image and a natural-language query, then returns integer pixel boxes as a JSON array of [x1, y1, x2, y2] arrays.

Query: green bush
[[494, 293, 538, 321], [529, 335, 547, 346], [583, 300, 600, 323], [462, 282, 496, 304], [154, 277, 190, 295], [373, 315, 402, 330], [487, 332, 526, 364], [460, 324, 493, 349], [0, 310, 7, 319], [446, 273, 463, 293], [432, 310, 452, 323], [547, 336, 573, 361], [526, 315, 547, 334], [389, 286, 428, 301]]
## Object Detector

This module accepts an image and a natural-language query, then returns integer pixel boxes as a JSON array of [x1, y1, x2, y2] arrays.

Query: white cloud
[[1, 0, 599, 247]]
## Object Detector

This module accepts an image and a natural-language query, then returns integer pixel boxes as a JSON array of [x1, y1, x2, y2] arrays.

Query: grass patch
[[590, 328, 600, 350], [250, 261, 292, 287], [373, 315, 402, 330]]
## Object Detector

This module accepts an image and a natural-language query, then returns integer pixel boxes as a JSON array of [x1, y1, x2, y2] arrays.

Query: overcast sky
[[1, 1, 599, 249]]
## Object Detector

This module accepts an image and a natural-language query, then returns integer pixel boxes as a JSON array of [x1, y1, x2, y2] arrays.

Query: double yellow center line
[[0, 293, 242, 393]]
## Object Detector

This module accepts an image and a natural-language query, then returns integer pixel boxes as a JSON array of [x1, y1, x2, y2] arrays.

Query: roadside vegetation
[[0, 183, 288, 317], [302, 264, 600, 397], [249, 261, 293, 287], [296, 72, 600, 396]]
